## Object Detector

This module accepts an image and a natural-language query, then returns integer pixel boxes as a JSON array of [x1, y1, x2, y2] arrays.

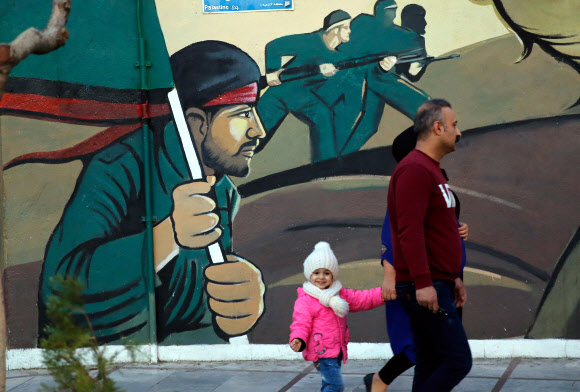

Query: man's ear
[[433, 121, 444, 136], [185, 107, 209, 145]]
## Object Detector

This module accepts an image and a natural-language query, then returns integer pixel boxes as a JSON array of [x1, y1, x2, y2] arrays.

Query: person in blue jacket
[[364, 126, 468, 391]]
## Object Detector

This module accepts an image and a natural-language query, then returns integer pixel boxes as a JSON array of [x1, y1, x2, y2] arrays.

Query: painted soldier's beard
[[201, 133, 253, 178]]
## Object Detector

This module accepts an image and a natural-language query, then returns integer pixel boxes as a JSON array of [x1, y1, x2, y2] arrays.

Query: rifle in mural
[[397, 53, 460, 64], [260, 48, 460, 86]]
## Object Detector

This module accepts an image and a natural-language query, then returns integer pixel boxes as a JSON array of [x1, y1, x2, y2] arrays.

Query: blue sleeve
[[381, 208, 394, 266]]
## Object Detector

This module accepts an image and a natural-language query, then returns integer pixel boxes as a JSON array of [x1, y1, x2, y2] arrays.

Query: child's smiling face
[[310, 268, 333, 289]]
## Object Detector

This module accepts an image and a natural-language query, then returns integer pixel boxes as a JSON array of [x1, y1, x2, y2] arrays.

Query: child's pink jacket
[[289, 286, 383, 363]]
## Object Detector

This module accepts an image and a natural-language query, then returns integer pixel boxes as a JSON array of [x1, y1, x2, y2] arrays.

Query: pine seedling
[[39, 275, 127, 392]]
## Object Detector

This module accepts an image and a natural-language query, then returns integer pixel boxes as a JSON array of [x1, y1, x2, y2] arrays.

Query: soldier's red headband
[[202, 82, 258, 107]]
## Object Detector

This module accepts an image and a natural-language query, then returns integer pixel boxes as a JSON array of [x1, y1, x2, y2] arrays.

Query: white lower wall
[[7, 340, 580, 370]]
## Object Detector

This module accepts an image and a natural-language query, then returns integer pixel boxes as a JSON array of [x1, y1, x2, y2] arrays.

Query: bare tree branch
[[0, 0, 72, 101]]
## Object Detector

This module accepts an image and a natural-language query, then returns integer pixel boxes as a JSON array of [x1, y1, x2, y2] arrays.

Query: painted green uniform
[[258, 17, 429, 162], [336, 14, 430, 155], [257, 31, 345, 162], [38, 121, 239, 344]]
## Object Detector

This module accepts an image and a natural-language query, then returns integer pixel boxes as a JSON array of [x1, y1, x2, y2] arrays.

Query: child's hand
[[382, 262, 397, 301], [290, 338, 302, 352], [382, 278, 397, 301]]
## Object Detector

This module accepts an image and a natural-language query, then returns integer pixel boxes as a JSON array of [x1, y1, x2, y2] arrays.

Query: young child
[[289, 241, 384, 392]]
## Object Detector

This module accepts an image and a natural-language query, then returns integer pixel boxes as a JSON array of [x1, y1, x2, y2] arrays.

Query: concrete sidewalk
[[7, 358, 580, 391]]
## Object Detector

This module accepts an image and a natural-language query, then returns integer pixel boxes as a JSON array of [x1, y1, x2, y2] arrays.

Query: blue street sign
[[202, 0, 294, 13]]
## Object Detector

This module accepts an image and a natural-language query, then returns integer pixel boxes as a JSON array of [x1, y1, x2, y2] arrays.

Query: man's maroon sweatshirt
[[387, 149, 462, 289]]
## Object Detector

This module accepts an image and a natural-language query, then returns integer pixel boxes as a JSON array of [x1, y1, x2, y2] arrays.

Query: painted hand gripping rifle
[[259, 47, 459, 87]]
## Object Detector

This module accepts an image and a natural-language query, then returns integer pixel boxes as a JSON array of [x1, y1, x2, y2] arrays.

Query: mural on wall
[[257, 1, 441, 162], [229, 0, 580, 344], [36, 40, 267, 345], [490, 0, 580, 81], [1, 0, 265, 346], [1, 0, 579, 349]]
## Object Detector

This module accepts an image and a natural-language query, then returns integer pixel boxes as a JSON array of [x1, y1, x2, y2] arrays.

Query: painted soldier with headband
[[38, 41, 266, 344]]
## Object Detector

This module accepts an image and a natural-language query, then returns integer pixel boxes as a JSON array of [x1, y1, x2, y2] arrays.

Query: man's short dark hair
[[413, 99, 452, 140]]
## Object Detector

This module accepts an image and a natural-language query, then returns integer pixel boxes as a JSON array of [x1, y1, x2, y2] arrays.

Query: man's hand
[[205, 255, 265, 336], [290, 338, 302, 352], [382, 262, 397, 301], [454, 277, 467, 307], [319, 63, 337, 77], [379, 56, 397, 72], [458, 222, 469, 240], [171, 176, 222, 249], [416, 285, 438, 313], [266, 69, 283, 86]]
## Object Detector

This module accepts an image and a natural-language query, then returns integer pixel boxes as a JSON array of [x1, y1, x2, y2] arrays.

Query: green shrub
[[39, 276, 134, 392]]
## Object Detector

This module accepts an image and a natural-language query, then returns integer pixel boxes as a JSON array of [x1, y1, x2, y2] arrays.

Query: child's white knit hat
[[303, 242, 339, 279]]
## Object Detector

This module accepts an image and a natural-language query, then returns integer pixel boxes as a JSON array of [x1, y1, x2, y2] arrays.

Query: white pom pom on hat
[[303, 241, 339, 280]]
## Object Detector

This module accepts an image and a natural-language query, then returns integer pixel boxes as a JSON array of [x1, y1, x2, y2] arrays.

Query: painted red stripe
[[0, 93, 169, 120], [4, 123, 141, 169]]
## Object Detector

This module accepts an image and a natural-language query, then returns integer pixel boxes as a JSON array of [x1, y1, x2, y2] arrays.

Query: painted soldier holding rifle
[[257, 10, 354, 162]]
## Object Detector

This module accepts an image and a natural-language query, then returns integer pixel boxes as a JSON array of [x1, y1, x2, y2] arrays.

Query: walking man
[[388, 99, 472, 391]]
